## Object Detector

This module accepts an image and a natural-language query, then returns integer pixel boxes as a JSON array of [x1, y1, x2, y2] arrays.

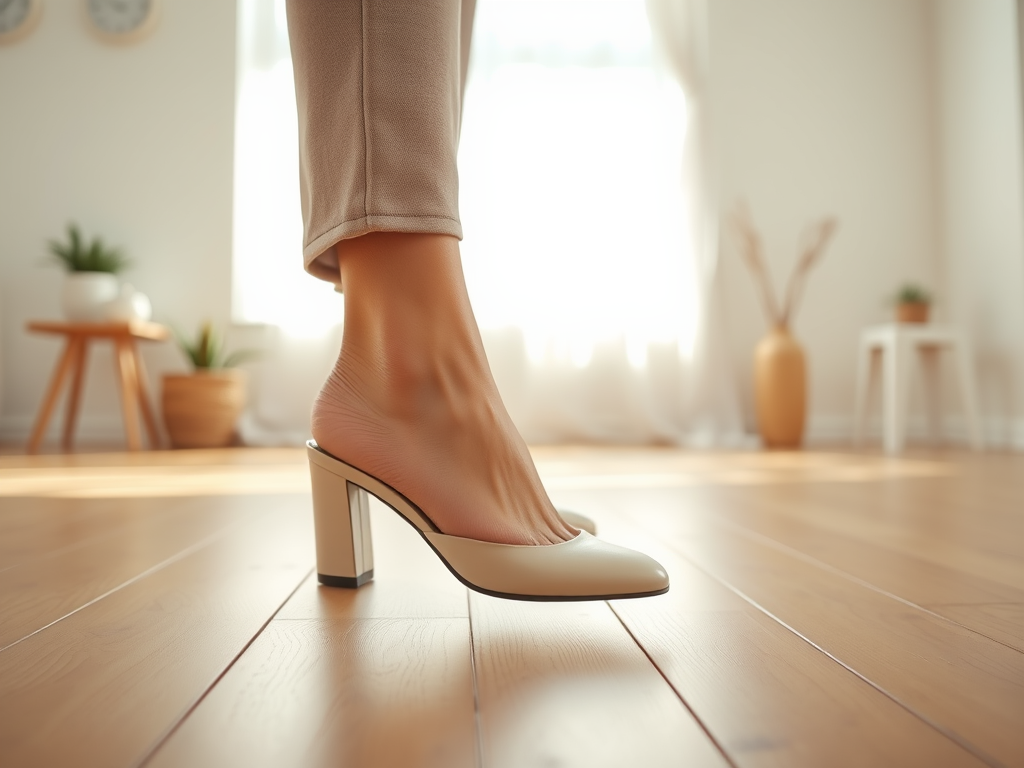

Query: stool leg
[[62, 338, 89, 451], [27, 338, 80, 454], [952, 337, 983, 451], [919, 345, 942, 446], [132, 344, 161, 448], [115, 337, 143, 451], [884, 334, 911, 454], [853, 339, 873, 446]]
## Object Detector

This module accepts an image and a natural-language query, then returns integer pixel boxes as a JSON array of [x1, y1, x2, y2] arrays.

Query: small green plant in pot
[[892, 283, 932, 324], [162, 322, 260, 448], [48, 223, 132, 321]]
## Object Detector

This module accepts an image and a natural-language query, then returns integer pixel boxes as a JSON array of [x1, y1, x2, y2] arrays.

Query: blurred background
[[1, 0, 1022, 452]]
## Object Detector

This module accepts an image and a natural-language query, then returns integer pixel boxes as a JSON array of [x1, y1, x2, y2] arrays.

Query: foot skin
[[311, 232, 577, 547]]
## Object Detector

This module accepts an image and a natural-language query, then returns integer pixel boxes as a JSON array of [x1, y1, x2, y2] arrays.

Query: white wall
[[932, 0, 1024, 448], [0, 1, 237, 444], [710, 0, 943, 442]]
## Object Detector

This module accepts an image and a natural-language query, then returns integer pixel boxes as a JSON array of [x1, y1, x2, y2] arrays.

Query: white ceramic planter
[[61, 272, 119, 321]]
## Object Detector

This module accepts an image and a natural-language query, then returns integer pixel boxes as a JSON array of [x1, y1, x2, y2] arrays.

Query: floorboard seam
[[132, 566, 315, 768], [0, 528, 231, 655], [717, 516, 1024, 656], [607, 601, 739, 768], [466, 590, 485, 768], [649, 528, 1007, 768]]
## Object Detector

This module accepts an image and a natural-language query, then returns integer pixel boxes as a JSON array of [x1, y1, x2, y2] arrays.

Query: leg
[[61, 337, 88, 451], [852, 337, 873, 446], [114, 337, 142, 451], [952, 336, 983, 450], [289, 0, 569, 545], [919, 344, 942, 445], [287, 0, 465, 284], [132, 344, 161, 448], [883, 333, 912, 454], [27, 337, 80, 454], [312, 233, 576, 546]]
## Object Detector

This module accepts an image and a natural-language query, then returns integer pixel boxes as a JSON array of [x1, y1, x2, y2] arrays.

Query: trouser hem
[[303, 214, 465, 284]]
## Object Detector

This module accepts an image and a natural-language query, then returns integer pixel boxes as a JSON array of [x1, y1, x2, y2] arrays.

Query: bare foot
[[311, 232, 576, 546]]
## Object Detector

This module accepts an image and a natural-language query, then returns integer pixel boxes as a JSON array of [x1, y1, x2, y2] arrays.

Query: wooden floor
[[1, 446, 1022, 768]]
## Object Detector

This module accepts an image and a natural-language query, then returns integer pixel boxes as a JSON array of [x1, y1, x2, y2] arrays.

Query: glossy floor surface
[[0, 447, 1021, 767]]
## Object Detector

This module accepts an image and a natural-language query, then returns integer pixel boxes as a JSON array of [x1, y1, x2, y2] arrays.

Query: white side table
[[853, 323, 982, 453]]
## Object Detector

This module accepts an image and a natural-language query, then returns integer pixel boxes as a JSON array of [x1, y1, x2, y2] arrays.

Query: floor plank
[[664, 487, 1024, 651], [643, 519, 1024, 767], [716, 480, 1024, 590], [0, 497, 131, 571], [590, 514, 988, 768], [694, 487, 1024, 604], [927, 603, 1024, 653], [276, 497, 469, 621], [146, 496, 478, 767], [0, 498, 313, 768], [146, 618, 478, 768], [0, 497, 249, 649], [468, 595, 729, 768]]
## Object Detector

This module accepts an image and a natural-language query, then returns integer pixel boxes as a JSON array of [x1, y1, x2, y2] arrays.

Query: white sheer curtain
[[460, 0, 741, 443], [233, 0, 342, 444], [233, 0, 340, 334], [232, 0, 741, 445]]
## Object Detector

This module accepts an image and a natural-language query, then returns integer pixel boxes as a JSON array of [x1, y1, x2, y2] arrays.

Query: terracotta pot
[[162, 370, 246, 448], [896, 302, 929, 324], [754, 325, 807, 449]]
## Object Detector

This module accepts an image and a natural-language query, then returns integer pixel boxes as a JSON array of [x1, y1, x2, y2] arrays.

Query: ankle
[[331, 232, 496, 408]]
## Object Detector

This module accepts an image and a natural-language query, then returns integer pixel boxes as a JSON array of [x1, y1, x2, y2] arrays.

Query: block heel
[[309, 448, 374, 588]]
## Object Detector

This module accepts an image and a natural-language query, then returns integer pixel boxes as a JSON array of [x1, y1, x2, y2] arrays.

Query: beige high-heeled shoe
[[307, 441, 669, 601]]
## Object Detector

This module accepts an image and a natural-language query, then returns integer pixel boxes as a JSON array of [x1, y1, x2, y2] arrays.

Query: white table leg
[[853, 337, 874, 446], [919, 345, 942, 445], [952, 335, 983, 451], [884, 332, 912, 454]]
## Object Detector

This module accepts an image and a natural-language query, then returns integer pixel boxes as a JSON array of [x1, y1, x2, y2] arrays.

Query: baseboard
[[805, 414, 1024, 450], [0, 413, 137, 447]]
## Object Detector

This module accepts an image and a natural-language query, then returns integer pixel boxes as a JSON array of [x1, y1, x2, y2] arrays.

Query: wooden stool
[[852, 323, 983, 453], [26, 320, 170, 453]]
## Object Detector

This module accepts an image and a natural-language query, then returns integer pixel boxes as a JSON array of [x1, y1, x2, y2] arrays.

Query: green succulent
[[48, 223, 131, 273], [893, 283, 932, 306], [175, 321, 261, 370]]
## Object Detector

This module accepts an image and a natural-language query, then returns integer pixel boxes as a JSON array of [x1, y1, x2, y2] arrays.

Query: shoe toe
[[423, 531, 669, 600]]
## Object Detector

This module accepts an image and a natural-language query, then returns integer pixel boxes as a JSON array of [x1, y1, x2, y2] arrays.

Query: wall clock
[[0, 0, 43, 45], [84, 0, 158, 44]]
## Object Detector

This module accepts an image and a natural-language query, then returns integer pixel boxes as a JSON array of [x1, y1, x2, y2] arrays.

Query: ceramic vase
[[754, 325, 807, 448], [103, 283, 153, 322], [61, 272, 119, 321], [161, 370, 246, 448]]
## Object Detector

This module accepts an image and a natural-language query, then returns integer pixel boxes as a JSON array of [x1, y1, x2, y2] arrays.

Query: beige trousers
[[286, 0, 476, 284]]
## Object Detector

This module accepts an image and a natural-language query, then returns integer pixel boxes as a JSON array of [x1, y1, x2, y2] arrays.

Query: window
[[460, 0, 694, 367], [232, 0, 339, 336]]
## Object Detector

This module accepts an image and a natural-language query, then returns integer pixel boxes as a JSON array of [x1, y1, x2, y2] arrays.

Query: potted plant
[[162, 322, 259, 448], [48, 223, 131, 321], [893, 283, 932, 324]]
